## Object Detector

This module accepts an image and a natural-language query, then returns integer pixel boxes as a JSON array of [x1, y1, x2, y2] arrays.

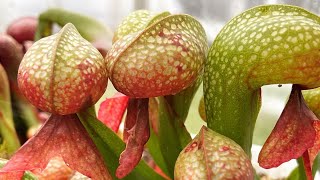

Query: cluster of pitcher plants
[[0, 4, 320, 180]]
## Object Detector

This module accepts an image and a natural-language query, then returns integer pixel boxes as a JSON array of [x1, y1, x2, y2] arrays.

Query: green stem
[[204, 84, 261, 154], [298, 157, 308, 180], [158, 96, 184, 177], [156, 78, 201, 177], [14, 95, 39, 127], [0, 65, 20, 157], [34, 19, 52, 41], [163, 77, 202, 147], [34, 8, 113, 48], [167, 77, 203, 121]]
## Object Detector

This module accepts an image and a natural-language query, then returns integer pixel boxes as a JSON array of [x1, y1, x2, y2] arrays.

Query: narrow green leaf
[[169, 76, 203, 121], [297, 158, 308, 180], [146, 127, 170, 176], [287, 167, 300, 180], [312, 154, 319, 178], [0, 65, 20, 158], [35, 8, 112, 42], [14, 96, 39, 128], [158, 97, 191, 178], [254, 170, 261, 180], [77, 107, 164, 180], [154, 78, 201, 178]]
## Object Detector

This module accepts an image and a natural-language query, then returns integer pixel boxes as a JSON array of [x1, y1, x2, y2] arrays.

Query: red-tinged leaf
[[149, 97, 159, 134], [0, 114, 112, 180], [116, 98, 150, 178], [154, 165, 170, 180], [259, 85, 317, 168], [301, 120, 320, 180], [123, 98, 139, 142], [302, 151, 313, 180], [98, 93, 129, 132], [308, 120, 320, 166]]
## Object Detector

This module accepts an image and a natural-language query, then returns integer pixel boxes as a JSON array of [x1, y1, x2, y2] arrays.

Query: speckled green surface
[[204, 5, 320, 154]]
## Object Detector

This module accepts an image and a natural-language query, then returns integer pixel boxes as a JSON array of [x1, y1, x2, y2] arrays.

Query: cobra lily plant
[[1, 4, 320, 180], [0, 23, 111, 179], [204, 4, 320, 180]]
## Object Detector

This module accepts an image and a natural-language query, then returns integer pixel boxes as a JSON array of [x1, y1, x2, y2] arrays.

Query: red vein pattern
[[259, 85, 320, 180], [116, 98, 150, 178], [98, 92, 129, 132], [0, 114, 112, 180]]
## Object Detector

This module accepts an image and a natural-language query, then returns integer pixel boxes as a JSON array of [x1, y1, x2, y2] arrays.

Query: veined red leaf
[[98, 92, 129, 132], [123, 98, 138, 142], [302, 120, 320, 180], [0, 114, 112, 180], [148, 97, 159, 134], [259, 85, 317, 168], [302, 151, 313, 180], [78, 107, 164, 180], [307, 120, 320, 167], [116, 98, 150, 178]]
